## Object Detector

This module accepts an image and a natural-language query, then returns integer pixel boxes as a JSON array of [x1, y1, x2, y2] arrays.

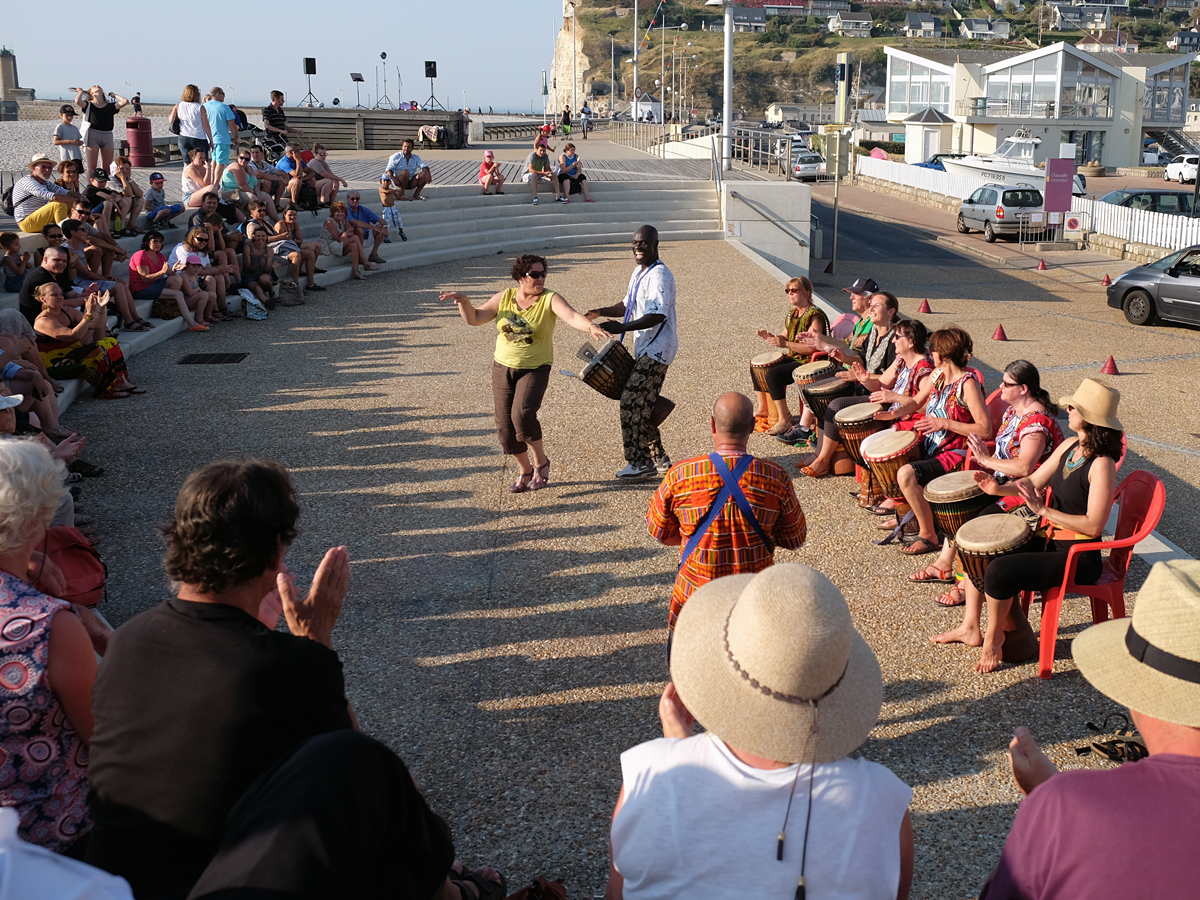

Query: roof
[[899, 45, 1194, 73], [838, 12, 872, 21], [960, 18, 1006, 30], [1077, 30, 1137, 46], [905, 12, 938, 24], [857, 108, 889, 122], [903, 107, 956, 124]]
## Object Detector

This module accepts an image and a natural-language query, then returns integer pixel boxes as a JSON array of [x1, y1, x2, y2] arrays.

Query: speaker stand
[[300, 73, 321, 108], [423, 78, 446, 110]]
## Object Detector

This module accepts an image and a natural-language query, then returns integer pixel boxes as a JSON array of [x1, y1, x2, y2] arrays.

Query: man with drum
[[647, 392, 807, 645], [587, 225, 678, 480]]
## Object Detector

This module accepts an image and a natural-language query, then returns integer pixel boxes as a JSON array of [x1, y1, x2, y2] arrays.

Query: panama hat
[[1073, 560, 1200, 727], [1058, 377, 1122, 431], [671, 564, 882, 765]]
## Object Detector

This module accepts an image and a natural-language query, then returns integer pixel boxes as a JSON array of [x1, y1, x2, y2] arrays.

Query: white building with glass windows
[[884, 43, 1192, 167]]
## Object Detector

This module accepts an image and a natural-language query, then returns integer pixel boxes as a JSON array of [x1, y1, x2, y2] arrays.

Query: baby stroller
[[243, 121, 290, 164]]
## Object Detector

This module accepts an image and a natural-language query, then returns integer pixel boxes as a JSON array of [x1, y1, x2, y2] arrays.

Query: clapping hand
[[973, 470, 1001, 495], [278, 546, 350, 649], [1016, 478, 1047, 515], [659, 681, 695, 740], [966, 434, 991, 463]]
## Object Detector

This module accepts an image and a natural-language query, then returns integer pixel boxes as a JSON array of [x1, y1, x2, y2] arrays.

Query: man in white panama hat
[[605, 564, 914, 900], [981, 559, 1200, 899]]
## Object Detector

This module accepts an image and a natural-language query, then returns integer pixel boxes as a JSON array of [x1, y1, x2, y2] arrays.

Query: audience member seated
[[262, 90, 302, 140], [62, 221, 147, 333], [272, 208, 325, 294], [53, 105, 84, 162], [33, 283, 142, 400], [169, 84, 214, 160], [0, 332, 63, 440], [171, 228, 235, 317], [377, 173, 408, 241], [1, 233, 30, 294], [12, 154, 84, 236], [141, 173, 183, 230], [19, 246, 81, 327], [345, 192, 387, 264], [64, 202, 127, 276], [238, 199, 274, 241], [305, 144, 346, 206], [319, 202, 377, 281], [129, 232, 202, 329], [557, 143, 594, 203], [239, 224, 276, 309], [0, 440, 97, 855], [934, 378, 1123, 673], [606, 564, 913, 899], [246, 144, 289, 207], [187, 194, 243, 270], [182, 148, 216, 210], [980, 559, 1200, 898], [275, 143, 321, 209], [750, 276, 828, 442], [55, 159, 85, 195], [108, 158, 144, 237], [85, 169, 132, 238], [177, 255, 220, 327], [385, 139, 432, 201], [221, 149, 278, 219], [524, 144, 561, 204], [479, 149, 505, 195]]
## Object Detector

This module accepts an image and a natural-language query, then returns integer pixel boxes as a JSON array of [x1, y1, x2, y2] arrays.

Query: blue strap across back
[[679, 453, 773, 570], [620, 260, 663, 346]]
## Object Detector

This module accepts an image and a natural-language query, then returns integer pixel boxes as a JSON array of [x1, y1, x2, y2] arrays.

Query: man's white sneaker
[[655, 455, 673, 476], [532, 197, 539, 205], [615, 463, 658, 480]]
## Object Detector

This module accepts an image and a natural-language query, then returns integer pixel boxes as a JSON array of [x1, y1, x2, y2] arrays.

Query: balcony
[[955, 98, 1114, 120]]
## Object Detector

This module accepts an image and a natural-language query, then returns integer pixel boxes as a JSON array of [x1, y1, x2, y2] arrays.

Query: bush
[[787, 31, 826, 47], [860, 139, 906, 154]]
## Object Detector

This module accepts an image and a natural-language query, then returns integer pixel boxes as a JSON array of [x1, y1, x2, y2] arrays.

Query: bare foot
[[975, 635, 1006, 673], [931, 623, 982, 646], [1008, 726, 1058, 796], [352, 272, 366, 281]]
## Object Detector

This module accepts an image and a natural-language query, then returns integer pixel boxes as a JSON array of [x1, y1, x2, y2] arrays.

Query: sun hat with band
[[1058, 377, 1122, 431], [1074, 559, 1200, 727], [671, 564, 883, 765]]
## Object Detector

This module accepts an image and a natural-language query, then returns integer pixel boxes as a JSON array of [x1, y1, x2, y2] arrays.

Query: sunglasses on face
[[526, 270, 546, 279], [785, 288, 801, 294], [1001, 380, 1019, 388], [194, 238, 209, 244]]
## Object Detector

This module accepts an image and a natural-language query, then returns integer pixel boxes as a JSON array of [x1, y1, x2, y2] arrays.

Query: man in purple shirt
[[981, 559, 1200, 900]]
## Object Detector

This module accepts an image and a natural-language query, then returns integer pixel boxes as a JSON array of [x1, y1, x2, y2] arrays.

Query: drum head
[[796, 360, 833, 378], [955, 514, 1030, 553], [835, 401, 883, 425], [861, 428, 916, 462], [752, 350, 786, 366], [925, 471, 985, 504]]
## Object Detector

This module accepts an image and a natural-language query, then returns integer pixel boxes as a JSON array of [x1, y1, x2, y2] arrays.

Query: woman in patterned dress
[[0, 440, 97, 853]]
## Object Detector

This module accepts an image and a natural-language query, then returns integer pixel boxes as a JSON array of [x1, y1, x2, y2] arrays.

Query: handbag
[[169, 112, 181, 135], [278, 280, 304, 305], [34, 525, 107, 607]]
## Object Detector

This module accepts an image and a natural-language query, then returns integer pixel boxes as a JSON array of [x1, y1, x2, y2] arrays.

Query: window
[[1002, 190, 1042, 207], [889, 58, 909, 115]]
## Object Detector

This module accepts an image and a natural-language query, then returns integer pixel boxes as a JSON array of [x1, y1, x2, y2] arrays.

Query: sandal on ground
[[137, 319, 156, 329], [900, 536, 940, 555], [95, 390, 131, 400], [765, 419, 793, 436], [122, 320, 150, 332], [529, 460, 551, 491], [69, 459, 104, 478], [447, 869, 507, 900], [799, 464, 829, 478], [910, 564, 954, 584], [934, 586, 966, 607], [509, 471, 532, 493], [868, 503, 897, 516]]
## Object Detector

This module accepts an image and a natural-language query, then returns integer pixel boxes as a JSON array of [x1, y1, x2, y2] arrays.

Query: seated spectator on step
[[130, 231, 196, 326], [12, 154, 84, 236], [55, 159, 84, 194], [345, 192, 386, 264], [319, 201, 376, 281], [182, 147, 216, 209], [605, 564, 913, 900], [0, 439, 98, 855], [247, 145, 289, 207], [53, 105, 84, 163], [275, 143, 320, 209], [108, 158, 144, 236], [262, 90, 302, 139], [172, 228, 236, 317], [178, 255, 219, 327], [478, 150, 505, 195], [979, 559, 1200, 899], [228, 104, 250, 132], [188, 194, 244, 266], [305, 145, 346, 206], [272, 208, 325, 293], [19, 246, 84, 327], [33, 282, 142, 400], [0, 336, 61, 440], [64, 202, 127, 276], [238, 200, 275, 241], [2, 233, 31, 294], [85, 169, 133, 238], [524, 144, 561, 204], [62, 221, 147, 333], [239, 224, 277, 309], [221, 150, 279, 220], [385, 140, 432, 201], [205, 212, 243, 282], [557, 143, 594, 203], [142, 173, 184, 230]]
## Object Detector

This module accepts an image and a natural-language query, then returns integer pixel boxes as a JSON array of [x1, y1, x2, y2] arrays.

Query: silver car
[[957, 183, 1044, 242], [1106, 245, 1200, 326]]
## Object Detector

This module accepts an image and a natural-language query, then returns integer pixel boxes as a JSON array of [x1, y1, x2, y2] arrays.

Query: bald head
[[712, 392, 755, 440]]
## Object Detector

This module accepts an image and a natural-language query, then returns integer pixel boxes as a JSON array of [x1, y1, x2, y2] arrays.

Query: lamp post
[[705, 0, 733, 171]]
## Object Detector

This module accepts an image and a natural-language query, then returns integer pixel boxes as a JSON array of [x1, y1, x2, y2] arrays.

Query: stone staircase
[[10, 180, 722, 412]]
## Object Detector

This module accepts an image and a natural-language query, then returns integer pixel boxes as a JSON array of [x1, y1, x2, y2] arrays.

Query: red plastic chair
[[1020, 469, 1165, 680], [964, 387, 1009, 470]]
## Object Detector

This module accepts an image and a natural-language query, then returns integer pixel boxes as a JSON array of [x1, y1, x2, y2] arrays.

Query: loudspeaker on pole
[[425, 61, 437, 79], [303, 58, 317, 76]]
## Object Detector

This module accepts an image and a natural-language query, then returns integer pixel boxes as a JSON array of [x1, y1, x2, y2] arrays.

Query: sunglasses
[[194, 238, 209, 244], [785, 288, 801, 294], [1001, 380, 1020, 388], [526, 270, 546, 279], [238, 156, 250, 161]]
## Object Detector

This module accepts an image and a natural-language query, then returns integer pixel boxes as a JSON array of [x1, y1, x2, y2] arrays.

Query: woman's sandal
[[900, 536, 940, 555], [138, 319, 156, 329], [509, 471, 532, 493], [447, 869, 507, 900], [799, 464, 829, 478], [910, 564, 954, 584], [876, 516, 901, 530], [934, 586, 966, 607], [95, 390, 131, 400], [529, 460, 551, 491]]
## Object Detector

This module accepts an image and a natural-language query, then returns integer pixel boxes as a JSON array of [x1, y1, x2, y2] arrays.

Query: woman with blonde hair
[[306, 144, 347, 206], [170, 84, 214, 161], [319, 201, 376, 281], [751, 275, 828, 441]]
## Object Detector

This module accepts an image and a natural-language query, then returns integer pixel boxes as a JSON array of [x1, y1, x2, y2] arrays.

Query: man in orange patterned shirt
[[648, 392, 807, 632]]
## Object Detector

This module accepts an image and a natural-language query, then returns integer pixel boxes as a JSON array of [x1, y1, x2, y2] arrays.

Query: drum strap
[[679, 454, 773, 569], [620, 261, 667, 348]]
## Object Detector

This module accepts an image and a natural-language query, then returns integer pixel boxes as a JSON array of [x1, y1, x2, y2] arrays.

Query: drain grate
[[178, 353, 249, 365]]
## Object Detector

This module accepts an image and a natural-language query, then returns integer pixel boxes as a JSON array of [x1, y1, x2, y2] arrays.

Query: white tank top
[[613, 733, 911, 900], [181, 170, 205, 203], [176, 101, 207, 140]]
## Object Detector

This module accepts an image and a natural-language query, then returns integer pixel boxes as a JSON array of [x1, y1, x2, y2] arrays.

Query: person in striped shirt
[[647, 392, 807, 634], [13, 155, 85, 234]]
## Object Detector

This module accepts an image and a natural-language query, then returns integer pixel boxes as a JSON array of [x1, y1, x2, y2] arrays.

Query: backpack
[[34, 525, 107, 607], [1, 185, 13, 217], [296, 182, 319, 212]]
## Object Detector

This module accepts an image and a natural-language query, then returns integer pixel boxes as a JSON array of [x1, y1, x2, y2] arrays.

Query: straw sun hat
[[1058, 377, 1122, 431], [1074, 559, 1200, 727], [671, 564, 882, 765]]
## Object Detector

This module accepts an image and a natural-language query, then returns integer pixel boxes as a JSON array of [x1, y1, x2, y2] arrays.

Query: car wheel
[[1122, 289, 1155, 326], [957, 213, 970, 234], [983, 222, 997, 243], [1164, 170, 1170, 181], [1180, 173, 1187, 184]]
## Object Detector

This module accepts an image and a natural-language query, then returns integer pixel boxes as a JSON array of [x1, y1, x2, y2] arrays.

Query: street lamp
[[705, 0, 734, 171]]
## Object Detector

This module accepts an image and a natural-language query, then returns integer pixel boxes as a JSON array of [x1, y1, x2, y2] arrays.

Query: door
[[1158, 248, 1200, 324], [923, 129, 940, 160], [963, 188, 987, 226]]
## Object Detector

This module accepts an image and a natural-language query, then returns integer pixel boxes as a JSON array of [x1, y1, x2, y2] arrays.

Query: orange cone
[[992, 324, 1008, 341], [917, 298, 932, 313], [1101, 273, 1112, 286], [823, 260, 834, 274], [1038, 259, 1047, 271], [1101, 356, 1120, 375]]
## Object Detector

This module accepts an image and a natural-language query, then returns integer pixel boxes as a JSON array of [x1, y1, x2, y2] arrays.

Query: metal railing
[[954, 98, 1113, 120], [609, 121, 674, 157], [730, 190, 808, 248], [730, 127, 794, 179]]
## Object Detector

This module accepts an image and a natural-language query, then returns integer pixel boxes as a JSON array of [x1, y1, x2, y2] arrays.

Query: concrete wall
[[720, 182, 812, 278]]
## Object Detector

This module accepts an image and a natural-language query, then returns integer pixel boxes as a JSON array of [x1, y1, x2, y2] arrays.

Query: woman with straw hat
[[606, 564, 914, 900], [933, 377, 1124, 674], [980, 560, 1200, 898]]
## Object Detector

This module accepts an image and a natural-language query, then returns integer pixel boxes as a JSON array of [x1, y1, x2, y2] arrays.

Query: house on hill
[[959, 18, 1012, 40], [1167, 30, 1200, 52], [830, 11, 873, 37], [1052, 4, 1111, 31], [904, 12, 943, 37], [1076, 30, 1139, 52]]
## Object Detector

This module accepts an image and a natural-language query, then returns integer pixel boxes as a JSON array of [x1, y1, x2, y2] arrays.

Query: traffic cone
[[823, 260, 834, 274], [992, 324, 1008, 341], [1101, 356, 1120, 375], [917, 298, 932, 314], [1037, 259, 1047, 271], [1101, 273, 1112, 286]]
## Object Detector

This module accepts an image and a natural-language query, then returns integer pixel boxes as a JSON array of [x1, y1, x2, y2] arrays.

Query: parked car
[[1106, 245, 1200, 326], [1143, 150, 1172, 166], [957, 183, 1044, 242], [913, 152, 967, 172], [1164, 155, 1199, 184], [1097, 189, 1194, 216], [792, 151, 825, 180]]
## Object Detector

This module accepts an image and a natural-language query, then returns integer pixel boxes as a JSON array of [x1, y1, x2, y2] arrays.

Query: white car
[[1164, 155, 1198, 184], [793, 152, 825, 180]]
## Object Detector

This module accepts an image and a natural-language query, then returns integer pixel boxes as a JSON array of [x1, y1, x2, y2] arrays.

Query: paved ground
[[62, 220, 1196, 898]]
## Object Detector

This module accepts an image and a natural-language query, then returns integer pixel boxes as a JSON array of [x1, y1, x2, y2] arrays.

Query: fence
[[609, 122, 674, 156], [854, 154, 993, 201], [730, 128, 794, 179], [1071, 196, 1200, 252]]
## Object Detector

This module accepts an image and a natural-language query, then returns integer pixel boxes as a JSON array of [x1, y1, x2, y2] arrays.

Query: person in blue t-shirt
[[345, 192, 388, 264], [201, 87, 239, 188]]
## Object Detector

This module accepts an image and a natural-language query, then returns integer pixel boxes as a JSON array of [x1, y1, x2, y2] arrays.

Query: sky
[[5, 0, 567, 113]]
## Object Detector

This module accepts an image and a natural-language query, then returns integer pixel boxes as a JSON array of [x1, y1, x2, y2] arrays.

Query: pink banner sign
[[1043, 158, 1076, 213]]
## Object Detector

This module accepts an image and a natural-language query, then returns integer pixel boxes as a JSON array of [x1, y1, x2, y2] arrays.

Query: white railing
[[1072, 196, 1200, 252], [855, 154, 993, 201]]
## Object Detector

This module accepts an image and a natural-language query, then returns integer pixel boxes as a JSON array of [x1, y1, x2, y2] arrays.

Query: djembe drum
[[955, 514, 1032, 593]]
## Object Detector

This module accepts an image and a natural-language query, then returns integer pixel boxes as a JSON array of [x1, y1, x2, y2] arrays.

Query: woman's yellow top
[[493, 288, 557, 369]]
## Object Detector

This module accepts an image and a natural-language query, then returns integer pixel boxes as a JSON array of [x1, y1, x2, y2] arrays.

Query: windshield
[[1098, 191, 1129, 205], [1146, 248, 1188, 272], [797, 155, 822, 164], [993, 141, 1035, 161]]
